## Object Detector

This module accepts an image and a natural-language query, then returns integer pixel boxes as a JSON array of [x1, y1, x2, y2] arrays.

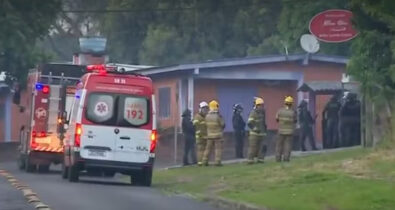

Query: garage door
[[218, 85, 257, 132]]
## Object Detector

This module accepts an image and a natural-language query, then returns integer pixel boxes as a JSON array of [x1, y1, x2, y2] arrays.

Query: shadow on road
[[78, 179, 131, 186], [36, 169, 61, 175]]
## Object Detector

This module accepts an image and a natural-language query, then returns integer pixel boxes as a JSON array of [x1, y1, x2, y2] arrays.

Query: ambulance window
[[119, 96, 149, 126], [86, 93, 115, 124]]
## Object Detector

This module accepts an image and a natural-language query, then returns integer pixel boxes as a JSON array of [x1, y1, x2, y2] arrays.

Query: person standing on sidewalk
[[202, 100, 225, 166], [247, 97, 267, 164], [275, 96, 297, 162], [182, 109, 197, 166], [232, 104, 246, 158], [193, 101, 209, 166], [298, 100, 318, 151]]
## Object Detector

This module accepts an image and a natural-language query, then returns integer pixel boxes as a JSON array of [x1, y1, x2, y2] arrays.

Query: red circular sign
[[309, 9, 358, 43]]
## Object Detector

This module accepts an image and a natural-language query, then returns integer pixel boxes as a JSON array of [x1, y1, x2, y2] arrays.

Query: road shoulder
[[0, 169, 51, 210], [0, 170, 34, 210]]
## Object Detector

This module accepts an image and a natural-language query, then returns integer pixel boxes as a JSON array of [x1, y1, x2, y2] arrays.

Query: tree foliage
[[101, 0, 353, 65], [250, 0, 351, 56], [348, 0, 395, 103], [0, 0, 61, 85], [39, 0, 109, 61], [101, 0, 284, 65]]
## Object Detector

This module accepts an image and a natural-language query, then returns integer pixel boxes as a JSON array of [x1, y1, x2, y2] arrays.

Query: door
[[218, 85, 258, 132], [113, 96, 150, 163], [80, 93, 117, 161]]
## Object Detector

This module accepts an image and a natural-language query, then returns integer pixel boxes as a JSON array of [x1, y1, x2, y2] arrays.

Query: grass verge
[[153, 146, 395, 210]]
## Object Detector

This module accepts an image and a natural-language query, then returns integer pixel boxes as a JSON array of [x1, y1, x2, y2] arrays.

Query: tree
[[101, 0, 283, 65], [39, 0, 109, 62], [0, 0, 61, 85], [249, 0, 351, 56], [348, 0, 395, 104], [348, 0, 395, 143]]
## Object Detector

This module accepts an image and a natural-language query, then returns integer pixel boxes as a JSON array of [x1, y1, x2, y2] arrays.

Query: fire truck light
[[42, 85, 50, 94], [35, 83, 43, 90]]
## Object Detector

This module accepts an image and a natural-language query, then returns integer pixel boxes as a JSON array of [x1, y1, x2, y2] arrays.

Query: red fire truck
[[15, 64, 85, 172]]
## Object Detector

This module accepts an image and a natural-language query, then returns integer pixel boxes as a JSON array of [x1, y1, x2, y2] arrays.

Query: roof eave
[[136, 54, 348, 75]]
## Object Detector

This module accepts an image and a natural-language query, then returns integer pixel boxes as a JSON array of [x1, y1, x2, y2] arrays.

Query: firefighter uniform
[[247, 97, 267, 164], [276, 96, 296, 162], [202, 100, 225, 166], [193, 112, 207, 165]]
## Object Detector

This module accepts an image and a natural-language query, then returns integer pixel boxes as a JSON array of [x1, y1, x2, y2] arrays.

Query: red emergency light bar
[[86, 64, 117, 75]]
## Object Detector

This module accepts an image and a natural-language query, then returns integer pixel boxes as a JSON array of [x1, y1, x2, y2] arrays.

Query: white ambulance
[[62, 65, 157, 186]]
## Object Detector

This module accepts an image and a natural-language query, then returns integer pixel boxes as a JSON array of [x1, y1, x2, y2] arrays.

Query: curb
[[0, 170, 51, 210]]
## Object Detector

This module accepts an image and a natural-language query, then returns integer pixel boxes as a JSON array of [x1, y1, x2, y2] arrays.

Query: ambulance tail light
[[150, 130, 158, 153], [75, 123, 82, 147]]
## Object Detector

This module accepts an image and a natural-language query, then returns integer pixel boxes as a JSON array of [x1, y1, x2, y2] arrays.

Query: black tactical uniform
[[232, 104, 246, 158], [323, 95, 341, 148], [298, 101, 318, 151], [182, 109, 197, 165], [339, 93, 361, 147]]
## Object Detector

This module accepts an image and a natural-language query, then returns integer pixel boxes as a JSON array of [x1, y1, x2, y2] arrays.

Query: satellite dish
[[300, 34, 320, 53]]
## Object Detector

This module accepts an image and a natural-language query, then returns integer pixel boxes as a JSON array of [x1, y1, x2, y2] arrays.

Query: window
[[158, 87, 171, 118], [118, 96, 149, 126], [86, 93, 116, 125], [85, 92, 150, 127]]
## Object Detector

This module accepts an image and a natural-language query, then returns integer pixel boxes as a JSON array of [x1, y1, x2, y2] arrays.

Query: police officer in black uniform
[[182, 109, 197, 165], [339, 93, 361, 147], [298, 100, 318, 151], [323, 94, 342, 148], [232, 104, 246, 158]]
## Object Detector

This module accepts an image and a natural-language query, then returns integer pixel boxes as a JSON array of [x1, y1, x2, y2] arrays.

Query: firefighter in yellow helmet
[[247, 97, 267, 164], [193, 101, 209, 166], [202, 100, 225, 166], [275, 96, 297, 162]]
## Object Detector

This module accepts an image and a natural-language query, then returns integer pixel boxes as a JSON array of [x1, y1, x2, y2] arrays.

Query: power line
[[61, 1, 271, 14], [61, 7, 196, 13]]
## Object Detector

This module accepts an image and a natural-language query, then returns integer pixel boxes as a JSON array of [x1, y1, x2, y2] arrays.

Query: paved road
[[0, 160, 217, 210], [0, 175, 34, 210]]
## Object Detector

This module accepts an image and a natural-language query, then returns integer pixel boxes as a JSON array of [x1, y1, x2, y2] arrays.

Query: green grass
[[153, 146, 395, 210]]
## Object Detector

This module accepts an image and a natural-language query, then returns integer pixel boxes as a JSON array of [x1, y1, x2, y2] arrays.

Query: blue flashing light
[[35, 83, 43, 90]]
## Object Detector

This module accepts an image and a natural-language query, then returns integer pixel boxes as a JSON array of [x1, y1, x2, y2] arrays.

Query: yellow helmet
[[255, 97, 264, 105], [209, 100, 219, 110], [285, 96, 294, 104]]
